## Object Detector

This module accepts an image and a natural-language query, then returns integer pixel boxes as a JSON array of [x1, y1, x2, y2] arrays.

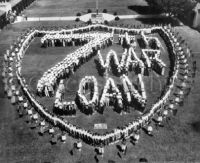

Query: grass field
[[23, 0, 147, 17], [0, 1, 200, 162], [21, 34, 170, 134]]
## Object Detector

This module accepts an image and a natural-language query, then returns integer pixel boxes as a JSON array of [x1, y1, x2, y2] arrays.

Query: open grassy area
[[0, 21, 200, 163], [21, 34, 170, 134], [23, 0, 147, 17], [0, 1, 200, 162]]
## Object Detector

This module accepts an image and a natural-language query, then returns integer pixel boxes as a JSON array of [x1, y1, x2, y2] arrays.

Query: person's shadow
[[94, 155, 99, 163]]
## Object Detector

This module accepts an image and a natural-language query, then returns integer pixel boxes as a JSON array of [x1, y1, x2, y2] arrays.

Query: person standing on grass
[[58, 79, 65, 99], [98, 146, 104, 157], [76, 139, 82, 151], [121, 138, 127, 155]]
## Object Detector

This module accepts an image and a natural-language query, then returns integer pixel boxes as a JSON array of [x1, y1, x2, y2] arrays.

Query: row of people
[[141, 31, 162, 49], [97, 47, 147, 77], [53, 80, 77, 115], [1, 24, 190, 148], [37, 32, 113, 97], [76, 76, 99, 114], [58, 73, 148, 116], [0, 0, 35, 29], [41, 32, 104, 48], [141, 49, 166, 76], [54, 101, 77, 116], [99, 78, 123, 112], [121, 74, 146, 108]]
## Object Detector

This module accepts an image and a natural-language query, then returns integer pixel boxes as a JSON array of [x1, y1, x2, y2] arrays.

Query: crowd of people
[[141, 49, 166, 76], [0, 0, 34, 30], [6, 9, 16, 23], [76, 76, 99, 115], [121, 74, 146, 107], [141, 31, 162, 49], [41, 32, 107, 48], [37, 31, 113, 97], [1, 23, 192, 152], [46, 29, 155, 116], [53, 80, 77, 116], [99, 77, 123, 112]]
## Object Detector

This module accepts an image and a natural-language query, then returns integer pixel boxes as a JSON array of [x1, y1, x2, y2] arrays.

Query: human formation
[[2, 24, 193, 155], [38, 28, 167, 117], [0, 0, 34, 27]]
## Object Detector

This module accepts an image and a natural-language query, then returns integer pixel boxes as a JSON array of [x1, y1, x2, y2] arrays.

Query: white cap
[[61, 135, 67, 141], [23, 102, 28, 108], [18, 96, 23, 102], [169, 104, 174, 109], [33, 114, 38, 120], [15, 90, 20, 95], [134, 134, 140, 141], [27, 109, 33, 115], [40, 121, 46, 126], [163, 110, 168, 116], [158, 116, 163, 122], [49, 128, 55, 134], [147, 126, 153, 132]]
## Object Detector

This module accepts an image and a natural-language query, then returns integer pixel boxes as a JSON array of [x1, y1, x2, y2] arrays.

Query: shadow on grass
[[136, 17, 180, 26], [128, 5, 162, 15], [192, 121, 200, 133]]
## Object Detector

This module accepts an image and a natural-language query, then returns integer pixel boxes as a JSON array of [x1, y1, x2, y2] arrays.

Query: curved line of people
[[141, 31, 162, 50], [41, 32, 106, 48], [1, 24, 191, 148], [0, 0, 34, 28], [37, 32, 113, 98]]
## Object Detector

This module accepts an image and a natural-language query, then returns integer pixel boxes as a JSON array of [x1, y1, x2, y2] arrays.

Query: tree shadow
[[135, 17, 180, 26], [128, 5, 162, 15]]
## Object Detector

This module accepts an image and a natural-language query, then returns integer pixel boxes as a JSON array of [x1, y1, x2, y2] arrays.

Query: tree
[[87, 9, 92, 13], [87, 19, 92, 25], [76, 13, 81, 17], [146, 0, 196, 17], [115, 16, 120, 21], [75, 17, 80, 22], [104, 20, 109, 25], [103, 9, 107, 13]]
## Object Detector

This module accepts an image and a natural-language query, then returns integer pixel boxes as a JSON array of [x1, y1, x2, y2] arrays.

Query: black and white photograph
[[0, 0, 200, 162]]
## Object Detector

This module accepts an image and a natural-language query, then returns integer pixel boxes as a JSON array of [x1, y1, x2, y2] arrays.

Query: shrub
[[113, 12, 117, 16], [76, 13, 81, 17], [87, 9, 92, 13], [115, 16, 120, 21], [104, 20, 109, 25], [103, 9, 107, 13], [87, 19, 92, 25], [75, 17, 80, 22]]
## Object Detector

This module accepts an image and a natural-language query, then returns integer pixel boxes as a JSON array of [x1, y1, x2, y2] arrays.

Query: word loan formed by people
[[1, 0, 198, 162]]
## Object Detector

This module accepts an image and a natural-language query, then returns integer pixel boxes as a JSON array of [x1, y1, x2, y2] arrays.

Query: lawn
[[23, 0, 147, 17], [21, 34, 170, 134], [0, 9, 200, 163]]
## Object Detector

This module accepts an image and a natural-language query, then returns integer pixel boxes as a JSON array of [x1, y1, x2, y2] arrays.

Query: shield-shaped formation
[[2, 17, 197, 161]]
